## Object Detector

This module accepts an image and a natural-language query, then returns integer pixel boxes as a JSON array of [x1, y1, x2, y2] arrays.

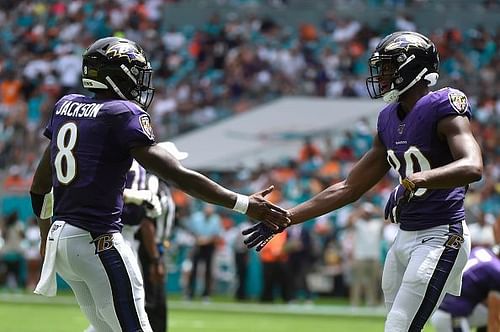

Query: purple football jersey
[[439, 247, 500, 316], [43, 94, 155, 234], [377, 87, 472, 231]]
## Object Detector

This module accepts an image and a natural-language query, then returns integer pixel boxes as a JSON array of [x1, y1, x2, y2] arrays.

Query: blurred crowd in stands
[[0, 0, 499, 305]]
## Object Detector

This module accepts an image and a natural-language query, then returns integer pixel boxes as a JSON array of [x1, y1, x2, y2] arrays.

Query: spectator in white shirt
[[469, 212, 495, 247], [347, 202, 384, 306]]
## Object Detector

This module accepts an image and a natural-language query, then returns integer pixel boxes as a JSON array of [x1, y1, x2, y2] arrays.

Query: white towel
[[34, 220, 65, 297]]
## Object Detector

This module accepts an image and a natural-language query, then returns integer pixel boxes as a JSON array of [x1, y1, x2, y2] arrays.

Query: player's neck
[[93, 91, 119, 101], [399, 85, 429, 115]]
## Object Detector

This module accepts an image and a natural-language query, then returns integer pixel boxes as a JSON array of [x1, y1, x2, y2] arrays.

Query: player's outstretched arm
[[406, 116, 482, 189], [131, 144, 290, 230], [288, 134, 390, 225], [30, 144, 53, 258], [242, 135, 390, 250]]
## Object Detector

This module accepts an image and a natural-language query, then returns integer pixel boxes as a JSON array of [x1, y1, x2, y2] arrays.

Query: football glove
[[145, 194, 163, 219], [242, 222, 285, 252], [384, 184, 413, 223], [124, 189, 156, 209]]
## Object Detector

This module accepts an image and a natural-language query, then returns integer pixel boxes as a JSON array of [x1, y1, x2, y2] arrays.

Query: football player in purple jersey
[[431, 245, 500, 332], [30, 37, 289, 332], [243, 31, 483, 332]]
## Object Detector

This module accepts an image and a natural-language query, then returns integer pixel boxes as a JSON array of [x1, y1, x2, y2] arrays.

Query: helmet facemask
[[366, 53, 401, 102], [115, 62, 155, 110]]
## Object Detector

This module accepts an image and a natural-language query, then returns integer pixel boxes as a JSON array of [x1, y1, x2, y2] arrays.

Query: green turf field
[[0, 295, 437, 331]]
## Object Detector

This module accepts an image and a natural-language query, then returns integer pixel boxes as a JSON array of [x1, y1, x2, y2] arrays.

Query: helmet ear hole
[[424, 73, 439, 87]]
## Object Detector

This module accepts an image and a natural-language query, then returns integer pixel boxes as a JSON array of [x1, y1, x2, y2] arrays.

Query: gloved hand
[[123, 189, 154, 206], [123, 189, 163, 218], [242, 222, 286, 252], [145, 194, 163, 218], [384, 184, 414, 223]]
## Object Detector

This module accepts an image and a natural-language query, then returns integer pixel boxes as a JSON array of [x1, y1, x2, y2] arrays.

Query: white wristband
[[232, 194, 249, 214]]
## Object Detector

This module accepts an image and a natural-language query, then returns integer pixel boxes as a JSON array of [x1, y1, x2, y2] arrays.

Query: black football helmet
[[366, 31, 439, 103], [82, 37, 154, 110]]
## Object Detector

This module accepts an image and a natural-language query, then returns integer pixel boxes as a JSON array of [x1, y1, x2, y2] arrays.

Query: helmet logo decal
[[139, 114, 155, 140], [385, 35, 429, 51], [448, 90, 468, 114], [105, 44, 146, 63]]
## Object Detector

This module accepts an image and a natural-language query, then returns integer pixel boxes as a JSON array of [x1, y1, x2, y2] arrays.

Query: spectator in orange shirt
[[0, 70, 22, 116], [3, 165, 30, 193], [0, 70, 21, 106], [260, 231, 292, 303], [319, 154, 341, 178], [299, 23, 318, 42], [298, 137, 322, 162]]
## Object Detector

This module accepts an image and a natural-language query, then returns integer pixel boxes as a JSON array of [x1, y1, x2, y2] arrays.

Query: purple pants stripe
[[97, 245, 143, 332], [408, 222, 463, 331]]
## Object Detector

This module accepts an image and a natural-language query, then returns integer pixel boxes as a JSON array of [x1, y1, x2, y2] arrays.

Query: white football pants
[[54, 222, 152, 332], [382, 220, 470, 332]]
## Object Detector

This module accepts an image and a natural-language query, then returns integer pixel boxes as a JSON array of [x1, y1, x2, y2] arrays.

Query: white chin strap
[[383, 89, 400, 104], [105, 76, 128, 100], [382, 69, 439, 104]]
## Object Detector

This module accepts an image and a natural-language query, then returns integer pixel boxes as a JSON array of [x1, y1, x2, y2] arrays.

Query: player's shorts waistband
[[55, 221, 90, 239], [54, 220, 120, 240], [400, 219, 465, 233]]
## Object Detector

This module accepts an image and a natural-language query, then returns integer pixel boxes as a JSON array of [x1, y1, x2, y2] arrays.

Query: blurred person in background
[[136, 141, 187, 332], [232, 219, 252, 301], [0, 69, 22, 117], [24, 217, 42, 290], [431, 216, 500, 332], [3, 165, 31, 193], [0, 211, 25, 289], [120, 160, 161, 255], [137, 182, 176, 332], [185, 204, 223, 301], [286, 223, 314, 304], [430, 245, 500, 332], [468, 211, 496, 248], [260, 231, 292, 303], [298, 137, 322, 163], [346, 202, 384, 307]]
